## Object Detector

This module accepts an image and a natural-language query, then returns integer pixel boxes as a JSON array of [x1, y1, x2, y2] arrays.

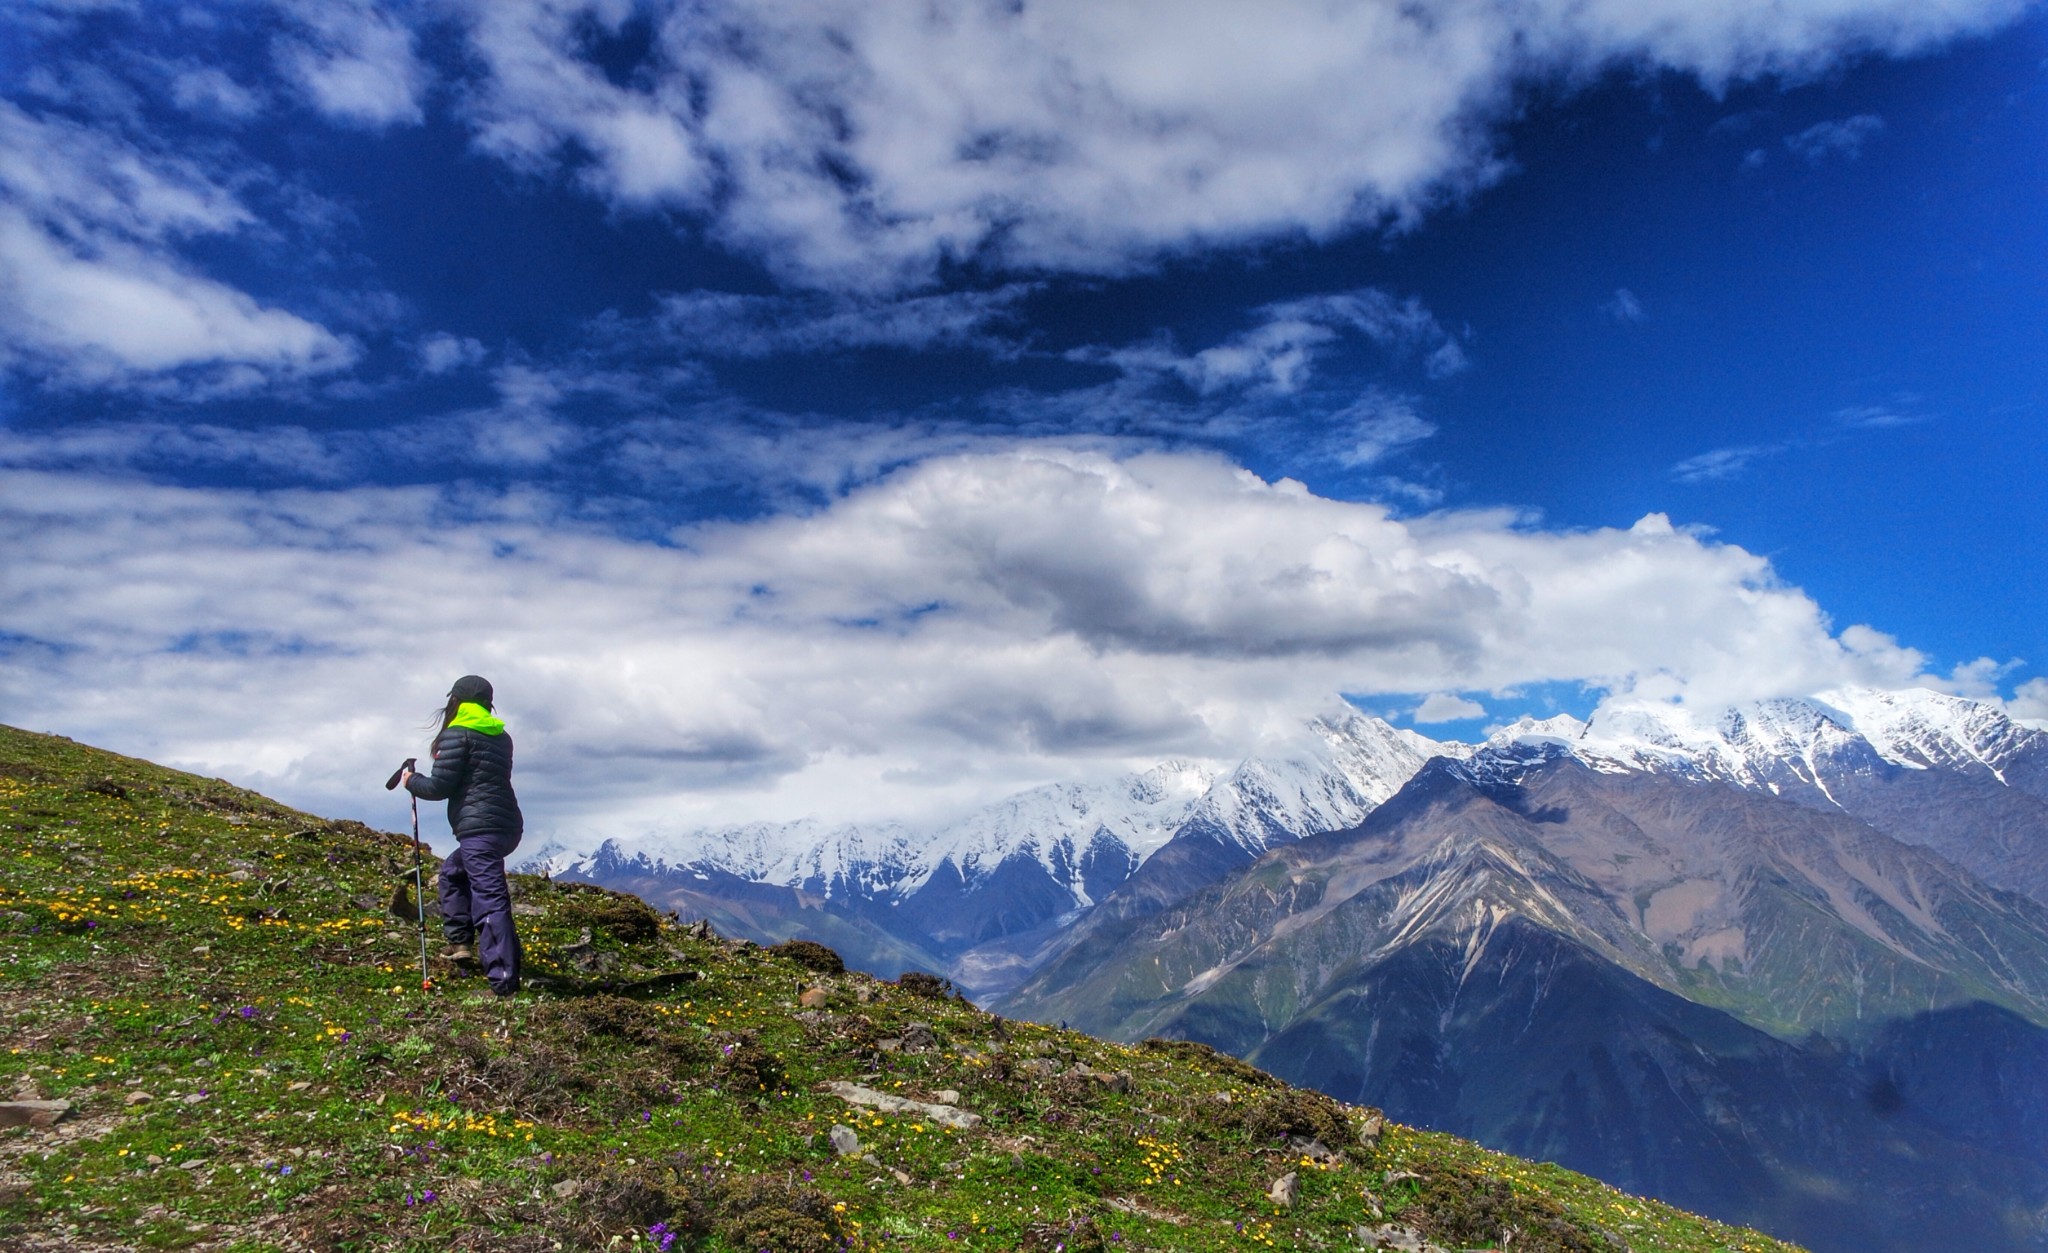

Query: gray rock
[[824, 1080, 982, 1130], [901, 1022, 938, 1052], [0, 1100, 70, 1129], [933, 1089, 961, 1105], [560, 928, 612, 973], [1354, 1224, 1447, 1253], [1268, 1171, 1299, 1207], [828, 1125, 862, 1157], [124, 1091, 153, 1106]]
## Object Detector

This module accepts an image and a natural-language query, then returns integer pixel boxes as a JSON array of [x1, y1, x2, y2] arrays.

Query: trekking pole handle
[[383, 757, 418, 791]]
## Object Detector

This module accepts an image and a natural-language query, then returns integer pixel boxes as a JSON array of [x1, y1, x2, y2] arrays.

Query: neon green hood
[[449, 702, 506, 735]]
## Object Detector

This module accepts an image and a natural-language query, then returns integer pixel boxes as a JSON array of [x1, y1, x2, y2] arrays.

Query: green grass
[[0, 724, 1806, 1252]]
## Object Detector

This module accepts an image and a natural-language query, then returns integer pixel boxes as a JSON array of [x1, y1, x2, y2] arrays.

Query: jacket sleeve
[[405, 728, 470, 801]]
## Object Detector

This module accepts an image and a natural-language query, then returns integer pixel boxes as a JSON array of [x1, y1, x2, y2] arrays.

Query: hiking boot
[[440, 943, 477, 965]]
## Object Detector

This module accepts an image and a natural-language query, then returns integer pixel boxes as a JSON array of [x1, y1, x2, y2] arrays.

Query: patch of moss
[[769, 938, 847, 974]]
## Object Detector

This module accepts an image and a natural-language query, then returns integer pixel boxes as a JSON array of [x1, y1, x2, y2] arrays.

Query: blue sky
[[1, 1, 2042, 831]]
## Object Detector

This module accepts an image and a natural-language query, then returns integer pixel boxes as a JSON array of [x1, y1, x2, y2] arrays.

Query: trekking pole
[[384, 758, 432, 991]]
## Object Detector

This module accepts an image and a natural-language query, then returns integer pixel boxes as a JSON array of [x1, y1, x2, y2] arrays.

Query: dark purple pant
[[439, 831, 522, 993]]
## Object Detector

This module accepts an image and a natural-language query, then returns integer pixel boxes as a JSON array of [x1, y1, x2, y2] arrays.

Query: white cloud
[[443, 0, 2026, 288], [1415, 692, 1486, 722], [649, 284, 1040, 358], [1671, 443, 1783, 483], [0, 208, 352, 382], [165, 65, 265, 122], [0, 100, 355, 385], [1785, 113, 1886, 162], [1075, 287, 1463, 396], [2009, 678, 2048, 729], [1603, 288, 1647, 323], [0, 448, 1975, 839], [418, 332, 487, 374], [1328, 393, 1438, 469], [272, 0, 428, 129]]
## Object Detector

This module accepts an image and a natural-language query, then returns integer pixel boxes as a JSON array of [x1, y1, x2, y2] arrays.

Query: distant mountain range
[[522, 705, 1456, 993], [527, 687, 2048, 1253]]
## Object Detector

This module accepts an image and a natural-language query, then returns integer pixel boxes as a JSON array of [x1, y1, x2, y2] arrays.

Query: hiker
[[401, 675, 524, 997]]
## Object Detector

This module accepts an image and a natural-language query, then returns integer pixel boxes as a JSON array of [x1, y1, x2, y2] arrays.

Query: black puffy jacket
[[407, 722, 523, 840]]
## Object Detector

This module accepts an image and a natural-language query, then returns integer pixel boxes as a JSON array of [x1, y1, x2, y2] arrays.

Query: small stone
[[1268, 1171, 1299, 1207], [181, 1093, 206, 1104], [799, 987, 830, 1009], [0, 1100, 71, 1129], [178, 1159, 206, 1171], [1354, 1224, 1442, 1253], [1287, 1134, 1339, 1162], [829, 1125, 862, 1157], [125, 1091, 153, 1105], [145, 1155, 164, 1166], [933, 1089, 961, 1105], [550, 1179, 582, 1199]]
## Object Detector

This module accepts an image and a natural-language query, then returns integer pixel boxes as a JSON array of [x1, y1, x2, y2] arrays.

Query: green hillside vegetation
[[0, 724, 1805, 1253]]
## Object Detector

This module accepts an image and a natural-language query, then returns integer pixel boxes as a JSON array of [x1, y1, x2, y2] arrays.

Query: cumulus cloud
[[2009, 678, 2048, 729], [0, 448, 1973, 837], [1415, 692, 1487, 723], [1785, 113, 1886, 162], [0, 100, 354, 386], [418, 332, 488, 374], [442, 0, 2025, 288]]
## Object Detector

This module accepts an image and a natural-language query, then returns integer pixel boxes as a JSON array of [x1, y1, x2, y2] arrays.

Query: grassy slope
[[0, 725, 1805, 1253]]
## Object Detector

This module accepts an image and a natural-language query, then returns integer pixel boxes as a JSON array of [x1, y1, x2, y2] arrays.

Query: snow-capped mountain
[[998, 694, 2048, 1253], [528, 685, 2048, 995], [1474, 687, 2048, 902], [1488, 685, 2048, 800], [521, 706, 1462, 987]]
